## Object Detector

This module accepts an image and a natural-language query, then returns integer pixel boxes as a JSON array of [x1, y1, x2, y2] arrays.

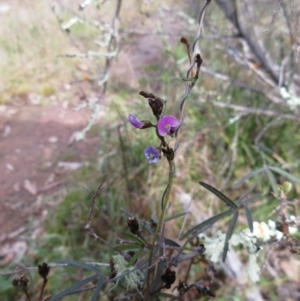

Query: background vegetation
[[1, 0, 299, 300]]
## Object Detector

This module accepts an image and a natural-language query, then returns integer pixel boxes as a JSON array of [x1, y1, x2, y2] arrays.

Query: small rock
[[0, 4, 11, 14], [62, 100, 69, 109], [6, 108, 17, 115], [23, 179, 37, 195], [13, 182, 20, 192], [64, 83, 71, 90], [6, 163, 14, 171], [57, 161, 88, 171], [28, 93, 41, 105], [0, 105, 7, 113], [2, 124, 11, 137], [48, 136, 58, 143]]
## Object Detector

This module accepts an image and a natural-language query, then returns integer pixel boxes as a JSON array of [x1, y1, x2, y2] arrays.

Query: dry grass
[[0, 1, 64, 100]]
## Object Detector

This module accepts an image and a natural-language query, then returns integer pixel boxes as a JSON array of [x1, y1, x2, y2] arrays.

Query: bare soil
[[0, 99, 101, 264]]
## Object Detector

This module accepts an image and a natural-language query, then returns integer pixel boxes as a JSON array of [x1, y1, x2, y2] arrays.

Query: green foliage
[[1, 0, 300, 300]]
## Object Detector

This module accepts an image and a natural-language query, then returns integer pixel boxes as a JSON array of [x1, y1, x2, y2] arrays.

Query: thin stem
[[145, 159, 175, 299], [137, 232, 151, 249], [118, 125, 131, 203], [39, 279, 47, 301], [23, 288, 31, 301]]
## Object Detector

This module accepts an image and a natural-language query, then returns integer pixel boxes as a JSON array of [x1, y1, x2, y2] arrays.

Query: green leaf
[[180, 210, 232, 240], [48, 274, 99, 301], [199, 181, 238, 208], [269, 166, 300, 185], [222, 240, 229, 263], [244, 205, 253, 233], [239, 193, 262, 206], [164, 238, 181, 248], [55, 259, 101, 274], [165, 211, 188, 222], [114, 244, 142, 251], [222, 210, 239, 262], [121, 232, 144, 245], [258, 144, 274, 155], [232, 167, 265, 188], [151, 261, 165, 292], [120, 207, 132, 217], [126, 247, 144, 267], [90, 275, 104, 301], [139, 220, 154, 235], [265, 168, 279, 196]]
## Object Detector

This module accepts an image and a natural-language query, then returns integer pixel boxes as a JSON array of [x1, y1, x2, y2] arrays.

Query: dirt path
[[0, 101, 101, 263]]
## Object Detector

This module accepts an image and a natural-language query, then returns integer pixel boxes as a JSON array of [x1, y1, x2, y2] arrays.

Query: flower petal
[[144, 146, 160, 164], [128, 114, 144, 129], [157, 115, 179, 136]]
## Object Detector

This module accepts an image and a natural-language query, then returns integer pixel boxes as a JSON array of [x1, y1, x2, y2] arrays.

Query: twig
[[0, 262, 110, 277], [37, 181, 65, 194], [200, 66, 264, 95], [178, 189, 194, 239], [197, 95, 300, 121], [215, 0, 280, 88], [117, 125, 130, 202], [85, 179, 106, 229], [262, 0, 284, 33]]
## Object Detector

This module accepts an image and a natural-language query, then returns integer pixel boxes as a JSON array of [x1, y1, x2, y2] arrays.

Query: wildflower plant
[[2, 0, 300, 301]]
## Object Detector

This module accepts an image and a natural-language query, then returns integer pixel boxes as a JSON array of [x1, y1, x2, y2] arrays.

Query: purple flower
[[128, 114, 144, 129], [144, 146, 160, 164], [157, 115, 179, 136], [128, 114, 152, 129]]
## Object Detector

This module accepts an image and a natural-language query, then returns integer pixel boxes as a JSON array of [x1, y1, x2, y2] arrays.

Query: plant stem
[[145, 159, 175, 299], [23, 288, 31, 301], [39, 279, 47, 301]]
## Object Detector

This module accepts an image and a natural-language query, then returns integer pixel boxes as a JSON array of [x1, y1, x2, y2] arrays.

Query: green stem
[[145, 159, 175, 299]]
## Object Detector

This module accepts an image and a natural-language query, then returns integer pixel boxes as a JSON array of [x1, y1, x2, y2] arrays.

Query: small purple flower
[[144, 146, 160, 164], [157, 115, 179, 136], [128, 114, 144, 129]]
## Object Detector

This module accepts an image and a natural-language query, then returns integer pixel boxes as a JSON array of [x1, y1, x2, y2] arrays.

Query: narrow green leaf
[[90, 275, 104, 301], [48, 274, 99, 301], [232, 167, 265, 188], [239, 193, 262, 206], [223, 210, 239, 262], [139, 220, 154, 235], [165, 211, 188, 222], [244, 205, 253, 233], [55, 259, 101, 274], [164, 238, 181, 248], [114, 244, 142, 251], [120, 207, 132, 217], [199, 181, 238, 208], [258, 144, 274, 155], [151, 261, 165, 292], [126, 247, 144, 267], [180, 210, 232, 240], [226, 210, 239, 241], [265, 168, 279, 196], [222, 240, 229, 263], [121, 232, 144, 245], [269, 166, 300, 185]]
